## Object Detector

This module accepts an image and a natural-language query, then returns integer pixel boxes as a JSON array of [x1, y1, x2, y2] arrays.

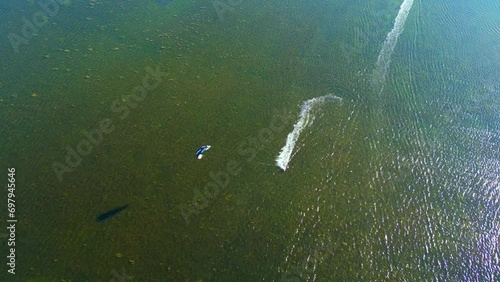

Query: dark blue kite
[[196, 145, 211, 159]]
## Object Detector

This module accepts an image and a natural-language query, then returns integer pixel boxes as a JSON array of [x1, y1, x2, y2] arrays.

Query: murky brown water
[[0, 0, 499, 281]]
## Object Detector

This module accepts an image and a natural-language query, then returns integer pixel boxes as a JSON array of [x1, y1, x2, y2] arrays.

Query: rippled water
[[0, 0, 498, 281], [278, 0, 500, 281]]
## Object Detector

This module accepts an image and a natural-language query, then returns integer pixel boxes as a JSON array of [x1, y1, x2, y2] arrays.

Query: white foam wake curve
[[275, 94, 342, 171], [372, 0, 414, 92]]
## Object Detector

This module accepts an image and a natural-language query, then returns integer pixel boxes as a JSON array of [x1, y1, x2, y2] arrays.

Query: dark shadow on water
[[96, 204, 129, 222]]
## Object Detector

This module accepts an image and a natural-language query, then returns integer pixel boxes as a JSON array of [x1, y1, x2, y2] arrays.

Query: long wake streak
[[275, 94, 342, 171], [372, 0, 414, 92]]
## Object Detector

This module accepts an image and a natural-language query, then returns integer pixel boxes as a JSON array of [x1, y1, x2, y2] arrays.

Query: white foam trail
[[275, 94, 342, 171], [372, 0, 414, 91]]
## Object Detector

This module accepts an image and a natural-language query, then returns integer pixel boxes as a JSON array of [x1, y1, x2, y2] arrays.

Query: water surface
[[0, 0, 499, 281]]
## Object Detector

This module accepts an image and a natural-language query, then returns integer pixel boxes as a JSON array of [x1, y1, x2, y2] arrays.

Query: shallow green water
[[0, 0, 499, 281]]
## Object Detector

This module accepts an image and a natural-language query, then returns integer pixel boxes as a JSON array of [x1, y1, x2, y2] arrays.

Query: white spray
[[372, 0, 414, 92], [275, 94, 342, 171]]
